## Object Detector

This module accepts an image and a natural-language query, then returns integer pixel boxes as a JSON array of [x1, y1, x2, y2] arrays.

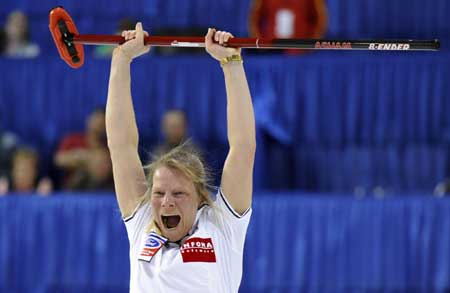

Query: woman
[[2, 10, 40, 57], [0, 147, 53, 196], [106, 23, 255, 292]]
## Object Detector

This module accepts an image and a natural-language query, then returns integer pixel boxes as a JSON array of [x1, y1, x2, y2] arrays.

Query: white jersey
[[124, 189, 252, 293]]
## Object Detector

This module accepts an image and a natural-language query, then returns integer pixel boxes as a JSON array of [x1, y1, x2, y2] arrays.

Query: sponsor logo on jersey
[[181, 237, 216, 263], [138, 232, 167, 262]]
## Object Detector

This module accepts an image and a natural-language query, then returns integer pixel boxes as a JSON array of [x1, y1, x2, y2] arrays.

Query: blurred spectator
[[0, 129, 18, 178], [153, 109, 189, 155], [94, 18, 135, 58], [1, 10, 40, 58], [434, 179, 450, 197], [65, 147, 114, 191], [54, 108, 108, 190], [248, 0, 328, 54], [0, 147, 53, 196], [0, 29, 6, 54]]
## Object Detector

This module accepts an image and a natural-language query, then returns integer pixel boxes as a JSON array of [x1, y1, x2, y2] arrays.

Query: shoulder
[[199, 189, 252, 233]]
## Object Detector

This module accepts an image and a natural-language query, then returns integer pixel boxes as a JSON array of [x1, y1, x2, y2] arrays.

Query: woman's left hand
[[205, 28, 241, 61]]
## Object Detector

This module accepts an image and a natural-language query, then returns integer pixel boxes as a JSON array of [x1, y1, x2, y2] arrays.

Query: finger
[[131, 31, 137, 40], [121, 31, 126, 37], [214, 31, 222, 44], [216, 31, 223, 45], [205, 28, 215, 48], [135, 22, 144, 43], [222, 32, 229, 45], [144, 31, 149, 37], [223, 33, 232, 43], [219, 31, 227, 45], [214, 30, 220, 42], [124, 31, 131, 40], [135, 22, 142, 31]]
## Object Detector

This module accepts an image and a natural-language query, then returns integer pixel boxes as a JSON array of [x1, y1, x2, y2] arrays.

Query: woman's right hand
[[114, 22, 150, 61]]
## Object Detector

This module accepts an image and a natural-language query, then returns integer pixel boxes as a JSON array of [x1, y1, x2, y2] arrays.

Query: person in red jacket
[[53, 109, 109, 189], [249, 0, 328, 54]]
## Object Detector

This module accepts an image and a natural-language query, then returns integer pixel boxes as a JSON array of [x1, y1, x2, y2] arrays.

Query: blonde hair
[[141, 142, 214, 234]]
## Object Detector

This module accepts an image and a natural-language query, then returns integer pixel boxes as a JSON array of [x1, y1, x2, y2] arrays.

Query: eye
[[152, 191, 164, 198], [173, 191, 185, 198]]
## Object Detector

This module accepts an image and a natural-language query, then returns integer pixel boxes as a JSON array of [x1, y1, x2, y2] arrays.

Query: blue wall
[[1, 53, 449, 192]]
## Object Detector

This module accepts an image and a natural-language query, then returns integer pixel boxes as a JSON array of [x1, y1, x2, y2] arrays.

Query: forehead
[[152, 166, 194, 190], [164, 112, 186, 124], [8, 12, 26, 23], [14, 152, 37, 162], [89, 112, 105, 123]]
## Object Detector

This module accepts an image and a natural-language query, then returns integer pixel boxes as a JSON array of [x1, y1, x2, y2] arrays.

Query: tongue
[[166, 216, 180, 228]]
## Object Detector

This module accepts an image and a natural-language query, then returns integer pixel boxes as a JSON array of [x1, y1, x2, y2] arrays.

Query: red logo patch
[[180, 237, 216, 263]]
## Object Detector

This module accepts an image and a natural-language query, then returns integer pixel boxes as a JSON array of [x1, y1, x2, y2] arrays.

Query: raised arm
[[205, 29, 256, 215], [106, 23, 150, 218]]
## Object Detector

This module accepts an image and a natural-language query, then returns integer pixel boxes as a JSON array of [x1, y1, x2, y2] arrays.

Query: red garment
[[56, 133, 88, 189], [249, 0, 327, 40], [57, 133, 88, 153]]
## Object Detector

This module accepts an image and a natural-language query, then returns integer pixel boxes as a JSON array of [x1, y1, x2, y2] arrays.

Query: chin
[[165, 230, 184, 242]]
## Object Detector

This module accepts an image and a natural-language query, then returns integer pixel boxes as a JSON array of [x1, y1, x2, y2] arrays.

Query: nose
[[161, 194, 175, 207]]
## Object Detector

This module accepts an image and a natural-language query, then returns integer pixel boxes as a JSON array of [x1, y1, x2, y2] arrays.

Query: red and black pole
[[49, 7, 440, 68], [74, 35, 440, 51]]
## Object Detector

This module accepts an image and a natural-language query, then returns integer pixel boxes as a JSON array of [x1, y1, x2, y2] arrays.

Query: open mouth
[[161, 215, 181, 229]]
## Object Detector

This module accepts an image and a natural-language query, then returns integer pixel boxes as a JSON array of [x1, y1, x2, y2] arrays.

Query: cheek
[[178, 198, 199, 218], [151, 198, 162, 211]]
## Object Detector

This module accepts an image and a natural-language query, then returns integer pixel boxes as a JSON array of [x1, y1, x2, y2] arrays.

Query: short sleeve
[[215, 188, 251, 220], [210, 189, 252, 250], [123, 201, 152, 248]]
